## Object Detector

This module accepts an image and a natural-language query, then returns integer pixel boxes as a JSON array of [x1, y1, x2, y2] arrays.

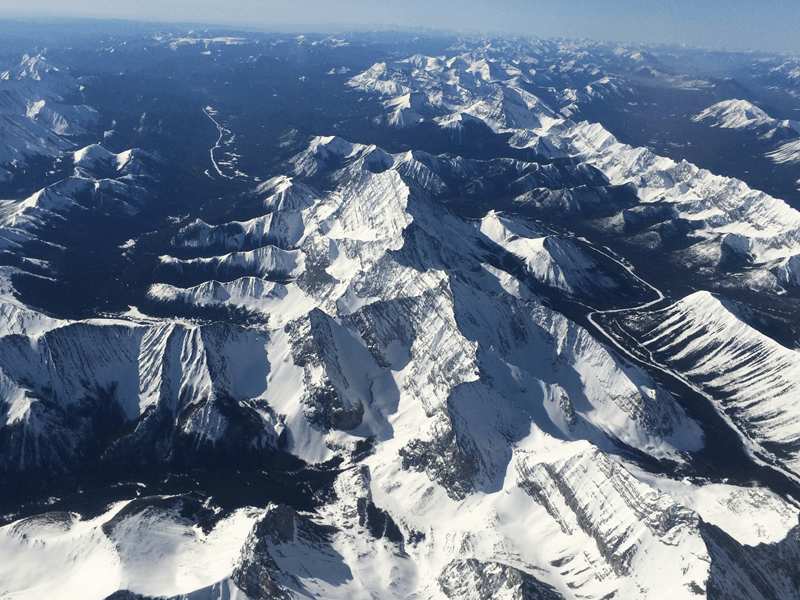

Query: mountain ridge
[[1, 28, 800, 600]]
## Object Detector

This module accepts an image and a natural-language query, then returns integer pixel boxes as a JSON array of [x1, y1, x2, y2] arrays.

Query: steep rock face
[[0, 318, 282, 476], [231, 505, 303, 600], [438, 558, 565, 600], [615, 291, 800, 477], [515, 441, 704, 583], [284, 309, 366, 432], [702, 522, 800, 600], [230, 501, 375, 600]]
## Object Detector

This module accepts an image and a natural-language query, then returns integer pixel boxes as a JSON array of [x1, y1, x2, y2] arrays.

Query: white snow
[[768, 138, 800, 164], [628, 291, 800, 478], [693, 99, 776, 130], [0, 503, 263, 600]]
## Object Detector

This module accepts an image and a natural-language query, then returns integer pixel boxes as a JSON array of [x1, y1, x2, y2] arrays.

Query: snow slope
[[692, 99, 800, 134], [618, 291, 800, 478], [0, 54, 98, 171], [0, 500, 263, 600]]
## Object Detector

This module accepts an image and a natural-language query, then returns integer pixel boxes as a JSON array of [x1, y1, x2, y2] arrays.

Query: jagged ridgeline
[[1, 27, 800, 600]]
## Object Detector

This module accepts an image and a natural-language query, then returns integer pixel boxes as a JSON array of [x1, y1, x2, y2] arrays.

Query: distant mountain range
[[1, 26, 800, 600]]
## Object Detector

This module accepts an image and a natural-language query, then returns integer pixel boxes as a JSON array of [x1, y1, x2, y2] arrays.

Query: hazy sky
[[2, 0, 799, 54]]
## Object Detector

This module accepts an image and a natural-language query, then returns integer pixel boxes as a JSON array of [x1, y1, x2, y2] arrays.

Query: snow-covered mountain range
[[693, 99, 800, 166], [1, 27, 800, 600], [0, 54, 97, 180]]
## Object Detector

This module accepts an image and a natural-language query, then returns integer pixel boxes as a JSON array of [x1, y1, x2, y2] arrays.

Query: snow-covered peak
[[290, 135, 363, 176], [693, 98, 800, 139], [73, 144, 149, 177], [694, 99, 775, 129], [565, 118, 800, 273], [10, 53, 54, 81], [0, 52, 99, 173], [348, 50, 563, 134]]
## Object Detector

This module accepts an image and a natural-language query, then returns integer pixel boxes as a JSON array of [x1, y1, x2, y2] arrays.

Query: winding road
[[203, 106, 234, 180], [581, 240, 800, 498]]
